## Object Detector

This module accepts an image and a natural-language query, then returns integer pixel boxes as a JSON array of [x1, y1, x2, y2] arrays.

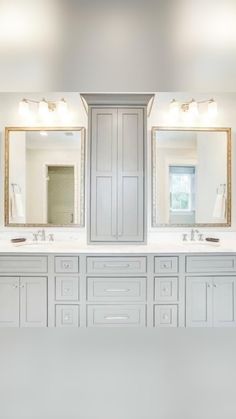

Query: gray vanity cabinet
[[90, 107, 145, 242], [186, 276, 236, 327], [0, 276, 47, 327]]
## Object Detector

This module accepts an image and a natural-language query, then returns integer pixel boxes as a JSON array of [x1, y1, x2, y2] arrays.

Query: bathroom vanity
[[0, 243, 235, 328], [1, 94, 234, 328]]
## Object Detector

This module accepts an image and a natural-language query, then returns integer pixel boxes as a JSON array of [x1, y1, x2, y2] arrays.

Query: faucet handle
[[33, 233, 38, 242], [48, 234, 54, 242], [198, 233, 204, 241], [182, 233, 188, 242]]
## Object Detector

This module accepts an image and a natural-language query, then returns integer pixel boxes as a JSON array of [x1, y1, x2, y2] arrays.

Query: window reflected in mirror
[[152, 127, 231, 227], [5, 128, 85, 227]]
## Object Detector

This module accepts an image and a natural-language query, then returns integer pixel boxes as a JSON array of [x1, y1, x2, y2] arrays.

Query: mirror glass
[[152, 127, 231, 227], [5, 128, 85, 226]]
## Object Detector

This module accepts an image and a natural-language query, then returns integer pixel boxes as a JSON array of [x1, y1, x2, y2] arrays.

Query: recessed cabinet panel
[[213, 277, 236, 327], [154, 305, 178, 327], [20, 277, 47, 327], [186, 256, 236, 273], [117, 109, 144, 242], [55, 305, 80, 327], [55, 276, 79, 301], [0, 256, 47, 273], [90, 108, 117, 242], [154, 257, 179, 274], [154, 277, 178, 302], [87, 277, 146, 302], [87, 305, 146, 327], [186, 277, 212, 327], [55, 257, 79, 273], [0, 277, 19, 327], [87, 257, 147, 274]]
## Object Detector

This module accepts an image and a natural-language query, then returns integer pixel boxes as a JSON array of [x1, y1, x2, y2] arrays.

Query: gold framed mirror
[[5, 127, 86, 227], [152, 127, 231, 227]]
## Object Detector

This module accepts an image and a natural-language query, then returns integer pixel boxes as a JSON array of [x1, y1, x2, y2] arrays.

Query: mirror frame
[[5, 126, 86, 227], [151, 126, 232, 228]]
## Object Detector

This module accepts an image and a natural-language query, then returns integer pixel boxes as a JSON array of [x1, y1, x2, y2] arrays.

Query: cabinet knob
[[12, 284, 18, 289]]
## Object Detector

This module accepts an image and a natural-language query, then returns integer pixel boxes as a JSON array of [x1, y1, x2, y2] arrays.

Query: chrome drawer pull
[[104, 315, 130, 320], [103, 264, 130, 269], [104, 288, 130, 293]]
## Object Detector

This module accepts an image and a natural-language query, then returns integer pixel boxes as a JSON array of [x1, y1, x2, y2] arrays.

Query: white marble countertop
[[0, 239, 235, 253]]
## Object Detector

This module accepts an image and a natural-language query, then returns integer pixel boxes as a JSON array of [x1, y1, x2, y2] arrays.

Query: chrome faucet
[[190, 229, 199, 241], [36, 229, 46, 241]]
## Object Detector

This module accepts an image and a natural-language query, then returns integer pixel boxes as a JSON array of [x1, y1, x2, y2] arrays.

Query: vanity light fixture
[[18, 98, 69, 118], [169, 98, 218, 119]]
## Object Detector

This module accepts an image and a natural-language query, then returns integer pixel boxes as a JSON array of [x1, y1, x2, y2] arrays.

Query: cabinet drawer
[[154, 305, 178, 327], [87, 257, 147, 274], [87, 277, 146, 302], [55, 277, 79, 301], [154, 277, 178, 302], [186, 256, 236, 273], [55, 257, 79, 273], [154, 257, 179, 274], [87, 305, 146, 327], [55, 305, 80, 327], [0, 256, 47, 273]]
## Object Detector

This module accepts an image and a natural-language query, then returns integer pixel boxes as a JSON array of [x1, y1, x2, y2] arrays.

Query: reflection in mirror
[[152, 127, 231, 227], [5, 128, 85, 226]]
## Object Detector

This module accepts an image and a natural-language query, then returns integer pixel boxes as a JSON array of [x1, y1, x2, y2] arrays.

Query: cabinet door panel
[[117, 108, 144, 241], [0, 277, 19, 327], [213, 277, 236, 327], [186, 277, 212, 327], [20, 277, 47, 327], [90, 108, 118, 241]]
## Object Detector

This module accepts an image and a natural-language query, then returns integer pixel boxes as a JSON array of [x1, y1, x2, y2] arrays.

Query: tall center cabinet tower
[[82, 94, 153, 243]]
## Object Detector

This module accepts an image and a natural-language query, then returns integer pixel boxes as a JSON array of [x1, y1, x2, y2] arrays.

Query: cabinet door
[[90, 108, 118, 241], [186, 277, 212, 327], [213, 277, 236, 327], [117, 108, 144, 241], [20, 277, 47, 327], [0, 277, 19, 327]]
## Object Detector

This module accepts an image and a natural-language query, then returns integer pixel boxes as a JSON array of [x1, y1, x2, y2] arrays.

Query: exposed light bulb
[[38, 99, 49, 118], [208, 99, 218, 118], [57, 98, 68, 116], [169, 99, 179, 120], [19, 99, 30, 117], [188, 99, 199, 117]]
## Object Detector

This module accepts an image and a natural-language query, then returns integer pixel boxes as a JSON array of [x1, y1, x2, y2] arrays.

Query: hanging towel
[[11, 192, 24, 219], [213, 193, 226, 219]]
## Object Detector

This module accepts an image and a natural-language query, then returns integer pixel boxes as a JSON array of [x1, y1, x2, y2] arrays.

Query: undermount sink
[[13, 240, 53, 246], [183, 241, 220, 247]]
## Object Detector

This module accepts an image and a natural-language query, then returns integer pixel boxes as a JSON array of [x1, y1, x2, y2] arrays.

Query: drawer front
[[55, 305, 80, 327], [154, 257, 179, 274], [154, 305, 178, 327], [154, 277, 178, 302], [87, 257, 147, 275], [87, 305, 146, 327], [0, 256, 47, 273], [186, 256, 236, 273], [87, 277, 146, 302], [55, 257, 79, 273], [55, 277, 79, 301]]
